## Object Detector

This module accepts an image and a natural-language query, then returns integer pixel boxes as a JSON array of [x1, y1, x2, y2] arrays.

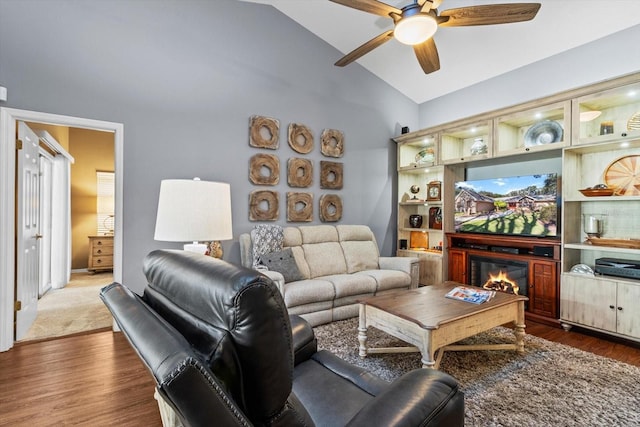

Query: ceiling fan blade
[[414, 38, 440, 74], [439, 3, 541, 27], [329, 0, 401, 17], [335, 30, 394, 67]]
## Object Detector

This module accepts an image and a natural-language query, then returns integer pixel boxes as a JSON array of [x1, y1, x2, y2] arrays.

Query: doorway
[[0, 108, 124, 351]]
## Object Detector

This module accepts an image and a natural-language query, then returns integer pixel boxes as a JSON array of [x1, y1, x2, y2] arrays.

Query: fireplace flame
[[483, 270, 520, 295]]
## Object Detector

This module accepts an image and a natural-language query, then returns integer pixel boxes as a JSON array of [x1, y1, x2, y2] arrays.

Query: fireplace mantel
[[446, 233, 561, 325]]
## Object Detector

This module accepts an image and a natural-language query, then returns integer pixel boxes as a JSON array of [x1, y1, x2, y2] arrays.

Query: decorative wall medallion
[[288, 123, 314, 154], [320, 129, 344, 158], [319, 194, 342, 222], [249, 115, 279, 149], [287, 192, 313, 222], [249, 153, 280, 185], [249, 190, 279, 221], [287, 157, 313, 188], [320, 161, 343, 189]]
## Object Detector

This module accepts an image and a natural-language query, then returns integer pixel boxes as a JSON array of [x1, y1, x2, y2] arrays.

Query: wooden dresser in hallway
[[88, 235, 113, 272]]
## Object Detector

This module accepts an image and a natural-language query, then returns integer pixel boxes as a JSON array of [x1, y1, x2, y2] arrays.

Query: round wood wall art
[[320, 161, 343, 189], [249, 153, 280, 186], [320, 129, 344, 158], [249, 190, 279, 221], [288, 123, 314, 154], [319, 194, 342, 222], [249, 115, 279, 149], [287, 158, 313, 188], [287, 192, 313, 222]]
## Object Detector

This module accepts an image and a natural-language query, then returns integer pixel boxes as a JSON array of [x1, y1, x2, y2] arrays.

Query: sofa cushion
[[250, 224, 284, 268], [300, 225, 339, 244], [283, 279, 336, 308], [303, 242, 347, 277], [340, 241, 379, 273], [356, 270, 412, 292], [258, 248, 304, 283], [322, 274, 376, 299], [336, 225, 375, 242]]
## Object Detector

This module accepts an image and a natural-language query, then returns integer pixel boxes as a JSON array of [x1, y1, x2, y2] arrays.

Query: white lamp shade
[[154, 179, 233, 243]]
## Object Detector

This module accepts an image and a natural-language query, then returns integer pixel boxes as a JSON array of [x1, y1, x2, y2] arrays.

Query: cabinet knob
[[609, 305, 615, 309], [617, 306, 623, 311], [96, 249, 102, 254], [96, 259, 102, 264]]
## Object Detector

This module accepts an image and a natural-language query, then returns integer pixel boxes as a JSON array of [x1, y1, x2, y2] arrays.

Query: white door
[[39, 153, 53, 297], [15, 122, 41, 340]]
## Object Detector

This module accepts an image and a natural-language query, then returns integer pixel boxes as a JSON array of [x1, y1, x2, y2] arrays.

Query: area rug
[[314, 318, 640, 426]]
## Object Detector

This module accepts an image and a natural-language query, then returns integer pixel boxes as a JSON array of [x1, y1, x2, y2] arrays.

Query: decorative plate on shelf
[[523, 120, 564, 147], [415, 147, 435, 165], [628, 112, 640, 131], [604, 155, 640, 196]]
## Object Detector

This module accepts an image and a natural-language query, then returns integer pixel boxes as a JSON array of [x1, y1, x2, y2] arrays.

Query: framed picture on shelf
[[428, 207, 442, 230], [427, 181, 441, 201]]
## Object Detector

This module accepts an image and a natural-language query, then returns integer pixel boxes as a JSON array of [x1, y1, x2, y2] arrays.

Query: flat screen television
[[454, 173, 559, 238]]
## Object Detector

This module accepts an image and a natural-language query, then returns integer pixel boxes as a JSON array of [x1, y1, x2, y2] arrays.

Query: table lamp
[[154, 178, 233, 257]]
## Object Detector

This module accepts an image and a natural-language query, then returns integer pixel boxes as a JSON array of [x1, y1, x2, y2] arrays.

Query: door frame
[[0, 108, 124, 351]]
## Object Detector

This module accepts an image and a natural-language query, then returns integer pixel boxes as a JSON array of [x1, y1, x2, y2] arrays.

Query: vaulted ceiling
[[244, 0, 640, 103]]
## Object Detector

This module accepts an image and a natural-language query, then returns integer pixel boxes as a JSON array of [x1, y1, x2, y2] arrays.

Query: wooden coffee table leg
[[418, 330, 436, 369], [358, 303, 368, 358], [514, 300, 526, 354]]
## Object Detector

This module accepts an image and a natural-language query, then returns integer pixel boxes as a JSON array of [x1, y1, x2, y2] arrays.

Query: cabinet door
[[560, 274, 616, 331], [528, 260, 558, 318], [448, 249, 467, 283], [616, 282, 640, 338]]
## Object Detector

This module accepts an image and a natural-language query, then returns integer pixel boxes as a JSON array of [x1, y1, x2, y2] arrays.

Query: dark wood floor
[[1, 321, 639, 426]]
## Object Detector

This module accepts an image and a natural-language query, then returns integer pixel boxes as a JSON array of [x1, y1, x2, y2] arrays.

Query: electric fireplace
[[468, 255, 528, 298]]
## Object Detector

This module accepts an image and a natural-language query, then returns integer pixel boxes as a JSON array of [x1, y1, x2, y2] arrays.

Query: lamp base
[[183, 242, 208, 254], [207, 241, 224, 259]]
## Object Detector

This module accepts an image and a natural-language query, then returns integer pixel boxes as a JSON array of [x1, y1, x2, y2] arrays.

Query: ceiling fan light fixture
[[394, 14, 438, 45]]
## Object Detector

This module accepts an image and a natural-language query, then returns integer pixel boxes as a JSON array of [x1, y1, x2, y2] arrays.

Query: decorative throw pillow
[[258, 248, 304, 283], [251, 224, 284, 268]]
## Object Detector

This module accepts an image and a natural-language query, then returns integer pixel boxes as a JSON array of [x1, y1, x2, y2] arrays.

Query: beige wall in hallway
[[69, 128, 114, 270]]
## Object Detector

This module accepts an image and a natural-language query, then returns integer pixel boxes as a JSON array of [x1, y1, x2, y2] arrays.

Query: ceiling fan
[[330, 0, 541, 74]]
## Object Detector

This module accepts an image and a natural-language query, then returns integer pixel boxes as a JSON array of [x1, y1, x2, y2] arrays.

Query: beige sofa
[[239, 224, 419, 326]]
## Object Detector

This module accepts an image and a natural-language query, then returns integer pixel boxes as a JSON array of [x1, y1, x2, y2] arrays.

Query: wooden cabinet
[[440, 119, 492, 164], [88, 235, 113, 272], [447, 249, 466, 284], [494, 100, 570, 157], [528, 259, 557, 319], [572, 79, 640, 146], [560, 274, 640, 341]]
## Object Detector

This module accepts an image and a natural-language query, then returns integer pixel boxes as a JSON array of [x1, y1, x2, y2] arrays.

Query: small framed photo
[[427, 181, 441, 201]]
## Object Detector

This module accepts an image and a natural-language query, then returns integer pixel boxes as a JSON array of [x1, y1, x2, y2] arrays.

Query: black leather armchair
[[101, 250, 464, 427]]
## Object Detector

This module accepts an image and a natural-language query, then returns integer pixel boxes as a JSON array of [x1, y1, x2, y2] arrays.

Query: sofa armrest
[[346, 369, 464, 427], [257, 270, 285, 294], [379, 256, 420, 288], [289, 315, 317, 365]]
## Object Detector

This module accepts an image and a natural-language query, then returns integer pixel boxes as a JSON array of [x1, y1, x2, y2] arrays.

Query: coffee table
[[358, 281, 528, 369]]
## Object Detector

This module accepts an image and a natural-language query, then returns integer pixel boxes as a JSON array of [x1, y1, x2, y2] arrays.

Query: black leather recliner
[[100, 250, 464, 426]]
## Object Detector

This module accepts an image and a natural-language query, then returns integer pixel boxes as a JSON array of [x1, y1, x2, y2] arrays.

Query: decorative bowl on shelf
[[586, 237, 640, 249], [579, 188, 615, 197]]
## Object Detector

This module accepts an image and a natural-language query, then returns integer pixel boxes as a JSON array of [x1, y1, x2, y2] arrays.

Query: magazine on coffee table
[[445, 286, 496, 304]]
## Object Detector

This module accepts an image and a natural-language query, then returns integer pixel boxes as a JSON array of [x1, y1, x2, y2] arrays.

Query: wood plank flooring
[[1, 320, 639, 426]]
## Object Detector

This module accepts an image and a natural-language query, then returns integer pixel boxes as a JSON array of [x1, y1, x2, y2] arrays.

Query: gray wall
[[419, 24, 640, 128], [0, 0, 418, 292]]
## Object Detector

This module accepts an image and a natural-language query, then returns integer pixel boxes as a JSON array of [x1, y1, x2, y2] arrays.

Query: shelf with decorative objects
[[394, 71, 640, 331]]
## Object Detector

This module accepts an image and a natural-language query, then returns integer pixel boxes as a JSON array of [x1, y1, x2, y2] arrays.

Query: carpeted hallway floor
[[18, 272, 114, 342]]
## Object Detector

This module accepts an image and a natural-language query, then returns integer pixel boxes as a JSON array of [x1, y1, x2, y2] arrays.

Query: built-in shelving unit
[[394, 71, 640, 335]]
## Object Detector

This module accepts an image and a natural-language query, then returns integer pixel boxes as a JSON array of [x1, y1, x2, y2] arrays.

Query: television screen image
[[454, 173, 559, 238]]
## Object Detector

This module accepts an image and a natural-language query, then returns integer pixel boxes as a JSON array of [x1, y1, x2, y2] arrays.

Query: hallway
[[18, 271, 114, 342]]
